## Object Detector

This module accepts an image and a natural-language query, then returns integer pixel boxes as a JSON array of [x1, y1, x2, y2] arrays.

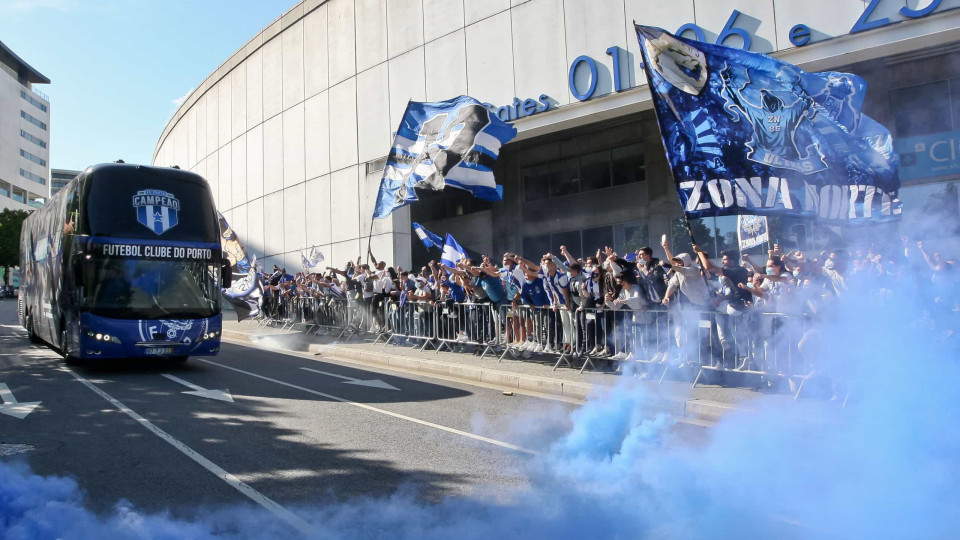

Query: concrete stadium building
[[155, 0, 960, 269]]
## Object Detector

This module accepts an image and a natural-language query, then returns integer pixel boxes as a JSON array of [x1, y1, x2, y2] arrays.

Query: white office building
[[155, 0, 960, 269], [0, 40, 50, 211]]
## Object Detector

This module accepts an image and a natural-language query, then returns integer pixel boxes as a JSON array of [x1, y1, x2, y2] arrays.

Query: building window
[[20, 89, 47, 112], [20, 129, 46, 149], [522, 142, 645, 202], [20, 110, 47, 131], [522, 221, 647, 260], [890, 81, 951, 138], [580, 149, 612, 191], [12, 192, 24, 203], [20, 169, 46, 185], [20, 149, 46, 167], [612, 143, 646, 185]]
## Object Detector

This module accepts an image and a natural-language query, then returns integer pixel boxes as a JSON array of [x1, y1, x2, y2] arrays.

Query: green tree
[[0, 209, 32, 283]]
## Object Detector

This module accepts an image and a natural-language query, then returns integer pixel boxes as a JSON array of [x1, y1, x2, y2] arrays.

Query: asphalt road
[[0, 299, 590, 529]]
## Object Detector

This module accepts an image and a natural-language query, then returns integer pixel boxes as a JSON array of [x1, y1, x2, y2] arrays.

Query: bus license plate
[[145, 347, 174, 356]]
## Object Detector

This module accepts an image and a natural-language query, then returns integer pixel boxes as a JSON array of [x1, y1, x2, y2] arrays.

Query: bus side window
[[63, 184, 79, 235]]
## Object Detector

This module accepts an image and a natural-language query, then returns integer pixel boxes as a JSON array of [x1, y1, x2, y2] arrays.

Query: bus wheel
[[63, 354, 82, 366], [59, 327, 79, 365], [25, 313, 42, 344]]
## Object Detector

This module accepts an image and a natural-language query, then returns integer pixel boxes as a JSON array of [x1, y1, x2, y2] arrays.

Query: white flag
[[300, 246, 325, 271]]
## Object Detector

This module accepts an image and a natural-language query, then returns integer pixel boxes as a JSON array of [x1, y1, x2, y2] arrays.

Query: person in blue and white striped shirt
[[540, 254, 573, 354]]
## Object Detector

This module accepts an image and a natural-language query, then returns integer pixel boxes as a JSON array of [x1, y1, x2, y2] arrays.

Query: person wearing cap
[[660, 238, 711, 367]]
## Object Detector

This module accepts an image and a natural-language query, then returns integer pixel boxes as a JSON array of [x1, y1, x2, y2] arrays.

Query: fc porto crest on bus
[[133, 189, 181, 235], [138, 319, 207, 344]]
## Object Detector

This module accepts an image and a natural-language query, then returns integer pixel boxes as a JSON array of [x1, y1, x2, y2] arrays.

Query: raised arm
[[444, 263, 467, 276], [738, 282, 766, 298], [428, 260, 442, 285], [512, 254, 541, 273], [478, 263, 500, 278], [917, 241, 939, 270], [692, 244, 719, 274], [327, 266, 348, 277], [660, 237, 674, 266], [559, 245, 577, 265], [741, 253, 762, 274]]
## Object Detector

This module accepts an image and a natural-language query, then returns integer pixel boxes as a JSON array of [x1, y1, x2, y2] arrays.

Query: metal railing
[[433, 301, 500, 359], [252, 295, 819, 396], [382, 300, 438, 351]]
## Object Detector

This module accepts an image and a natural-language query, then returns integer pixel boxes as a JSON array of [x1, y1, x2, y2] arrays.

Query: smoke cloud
[[3, 266, 959, 539]]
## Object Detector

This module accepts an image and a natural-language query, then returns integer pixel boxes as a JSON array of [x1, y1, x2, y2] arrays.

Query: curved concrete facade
[[155, 0, 960, 269]]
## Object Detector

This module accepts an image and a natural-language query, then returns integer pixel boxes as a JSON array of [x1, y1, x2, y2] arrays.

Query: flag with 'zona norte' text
[[635, 25, 900, 223]]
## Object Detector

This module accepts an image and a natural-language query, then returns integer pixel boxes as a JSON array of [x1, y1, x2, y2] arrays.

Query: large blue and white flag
[[635, 25, 900, 223], [218, 213, 263, 321], [412, 222, 443, 250], [441, 233, 467, 268], [372, 95, 518, 219]]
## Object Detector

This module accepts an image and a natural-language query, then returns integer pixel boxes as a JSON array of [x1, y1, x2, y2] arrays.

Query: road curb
[[221, 328, 744, 422]]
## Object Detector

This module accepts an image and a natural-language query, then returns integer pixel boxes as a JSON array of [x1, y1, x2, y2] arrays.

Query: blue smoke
[[3, 286, 959, 539]]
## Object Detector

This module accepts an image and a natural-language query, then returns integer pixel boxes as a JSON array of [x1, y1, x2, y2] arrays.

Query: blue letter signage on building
[[484, 95, 553, 122], [896, 130, 960, 181], [567, 2, 955, 103]]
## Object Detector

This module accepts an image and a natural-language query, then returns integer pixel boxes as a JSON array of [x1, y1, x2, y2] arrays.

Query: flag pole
[[365, 219, 374, 265], [682, 213, 715, 288]]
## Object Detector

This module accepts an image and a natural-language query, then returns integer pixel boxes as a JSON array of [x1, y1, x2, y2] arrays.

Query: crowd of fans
[[255, 234, 959, 383]]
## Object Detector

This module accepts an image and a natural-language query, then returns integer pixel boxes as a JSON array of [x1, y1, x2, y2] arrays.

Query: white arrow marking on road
[[299, 367, 400, 391], [0, 382, 41, 419], [161, 374, 234, 402]]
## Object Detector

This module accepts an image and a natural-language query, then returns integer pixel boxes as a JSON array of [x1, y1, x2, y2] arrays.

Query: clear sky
[[0, 0, 295, 171]]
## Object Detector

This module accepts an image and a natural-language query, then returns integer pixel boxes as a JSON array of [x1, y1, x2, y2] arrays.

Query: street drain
[[0, 443, 36, 457]]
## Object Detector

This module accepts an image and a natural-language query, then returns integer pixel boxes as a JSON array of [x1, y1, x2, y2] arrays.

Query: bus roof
[[82, 163, 208, 186]]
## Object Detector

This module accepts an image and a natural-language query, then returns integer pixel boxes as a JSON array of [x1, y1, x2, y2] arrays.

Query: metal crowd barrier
[[246, 292, 817, 396], [323, 295, 368, 341], [305, 297, 351, 337], [497, 305, 578, 370], [490, 304, 810, 389], [433, 301, 501, 359], [381, 300, 438, 351]]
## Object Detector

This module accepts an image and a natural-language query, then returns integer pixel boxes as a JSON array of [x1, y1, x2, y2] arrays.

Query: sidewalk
[[220, 317, 800, 422]]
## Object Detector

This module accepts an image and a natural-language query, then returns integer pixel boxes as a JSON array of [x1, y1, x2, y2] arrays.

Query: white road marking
[[61, 366, 312, 535], [0, 382, 42, 419], [161, 373, 234, 402], [201, 359, 537, 456], [299, 367, 400, 391]]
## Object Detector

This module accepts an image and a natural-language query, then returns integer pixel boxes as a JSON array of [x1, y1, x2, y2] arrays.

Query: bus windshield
[[81, 258, 221, 319]]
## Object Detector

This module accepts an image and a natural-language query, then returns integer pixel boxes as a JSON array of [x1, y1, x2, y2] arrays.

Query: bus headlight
[[95, 333, 102, 340], [109, 336, 121, 344]]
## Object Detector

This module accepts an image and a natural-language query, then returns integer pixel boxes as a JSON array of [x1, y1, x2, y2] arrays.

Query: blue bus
[[19, 163, 229, 363]]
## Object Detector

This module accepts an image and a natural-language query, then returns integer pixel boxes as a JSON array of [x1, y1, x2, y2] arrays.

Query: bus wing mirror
[[221, 260, 232, 289]]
